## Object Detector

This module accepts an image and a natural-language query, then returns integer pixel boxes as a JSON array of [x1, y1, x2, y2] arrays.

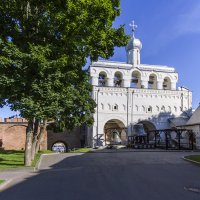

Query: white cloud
[[144, 2, 200, 56]]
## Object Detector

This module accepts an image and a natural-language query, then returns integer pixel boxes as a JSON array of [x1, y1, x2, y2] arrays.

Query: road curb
[[0, 178, 13, 191], [0, 153, 58, 191], [182, 156, 200, 166], [35, 153, 59, 170]]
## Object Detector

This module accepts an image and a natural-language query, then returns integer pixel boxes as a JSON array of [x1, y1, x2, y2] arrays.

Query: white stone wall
[[89, 85, 192, 146], [88, 62, 192, 147]]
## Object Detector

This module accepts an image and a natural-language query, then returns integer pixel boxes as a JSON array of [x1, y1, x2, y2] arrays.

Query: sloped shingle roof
[[186, 105, 200, 125]]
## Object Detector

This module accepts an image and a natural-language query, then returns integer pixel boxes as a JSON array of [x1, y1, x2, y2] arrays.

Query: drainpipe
[[96, 88, 100, 146], [131, 90, 134, 126], [181, 87, 183, 111], [127, 88, 129, 137]]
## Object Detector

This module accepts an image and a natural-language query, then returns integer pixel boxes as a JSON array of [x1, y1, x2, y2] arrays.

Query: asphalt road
[[0, 151, 200, 200]]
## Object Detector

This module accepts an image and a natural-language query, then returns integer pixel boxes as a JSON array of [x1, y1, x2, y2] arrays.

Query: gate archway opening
[[128, 121, 156, 147], [137, 120, 156, 141], [104, 119, 127, 145]]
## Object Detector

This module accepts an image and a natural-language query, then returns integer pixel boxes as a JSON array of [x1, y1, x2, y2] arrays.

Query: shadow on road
[[0, 151, 200, 200]]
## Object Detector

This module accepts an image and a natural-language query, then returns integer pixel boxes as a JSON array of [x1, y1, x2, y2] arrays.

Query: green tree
[[0, 0, 128, 166]]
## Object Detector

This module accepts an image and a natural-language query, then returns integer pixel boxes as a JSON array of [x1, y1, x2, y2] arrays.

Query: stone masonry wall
[[0, 119, 47, 150], [0, 118, 82, 151], [0, 123, 27, 150], [47, 127, 82, 150]]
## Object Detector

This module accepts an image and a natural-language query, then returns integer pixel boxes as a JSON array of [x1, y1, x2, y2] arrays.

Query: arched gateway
[[104, 119, 127, 145], [137, 120, 156, 140]]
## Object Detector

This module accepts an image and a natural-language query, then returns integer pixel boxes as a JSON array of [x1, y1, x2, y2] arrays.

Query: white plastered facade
[[87, 34, 192, 147]]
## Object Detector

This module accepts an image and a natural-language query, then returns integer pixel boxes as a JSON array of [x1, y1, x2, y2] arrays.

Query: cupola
[[126, 20, 142, 66]]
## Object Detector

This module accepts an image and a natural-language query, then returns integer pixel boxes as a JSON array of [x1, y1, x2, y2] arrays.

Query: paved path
[[0, 151, 200, 200], [0, 167, 38, 192]]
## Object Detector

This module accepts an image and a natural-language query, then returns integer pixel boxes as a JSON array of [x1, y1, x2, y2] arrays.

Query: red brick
[[4, 118, 11, 122], [13, 118, 18, 122]]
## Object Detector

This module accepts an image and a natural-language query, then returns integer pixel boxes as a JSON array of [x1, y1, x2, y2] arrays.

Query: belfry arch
[[114, 71, 123, 87], [148, 74, 157, 89], [104, 119, 127, 145], [98, 71, 107, 86], [163, 77, 171, 90], [131, 71, 141, 88]]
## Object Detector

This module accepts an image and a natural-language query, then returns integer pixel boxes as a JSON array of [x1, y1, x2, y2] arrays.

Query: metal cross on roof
[[129, 20, 137, 37]]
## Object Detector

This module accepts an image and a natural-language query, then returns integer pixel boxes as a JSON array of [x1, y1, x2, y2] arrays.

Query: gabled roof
[[186, 105, 200, 125]]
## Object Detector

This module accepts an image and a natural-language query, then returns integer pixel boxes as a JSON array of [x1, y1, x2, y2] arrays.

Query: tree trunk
[[31, 135, 37, 161], [25, 120, 33, 166], [31, 119, 39, 161], [35, 120, 47, 154]]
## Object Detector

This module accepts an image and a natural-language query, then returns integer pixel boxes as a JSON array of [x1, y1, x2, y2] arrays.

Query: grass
[[68, 148, 92, 153], [0, 150, 53, 169], [0, 150, 24, 169], [0, 179, 5, 184], [185, 155, 200, 163]]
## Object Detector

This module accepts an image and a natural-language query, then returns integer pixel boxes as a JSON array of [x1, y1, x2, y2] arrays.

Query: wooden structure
[[128, 128, 195, 150]]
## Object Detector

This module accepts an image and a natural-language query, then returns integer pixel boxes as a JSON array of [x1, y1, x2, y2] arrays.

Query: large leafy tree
[[0, 0, 128, 165]]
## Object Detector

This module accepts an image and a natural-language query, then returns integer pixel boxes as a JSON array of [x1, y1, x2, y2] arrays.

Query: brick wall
[[0, 118, 82, 151], [0, 123, 27, 150], [0, 119, 47, 150], [47, 127, 82, 150]]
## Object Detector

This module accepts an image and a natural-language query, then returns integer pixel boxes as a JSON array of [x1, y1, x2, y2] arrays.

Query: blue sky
[[0, 0, 200, 118], [110, 0, 200, 108]]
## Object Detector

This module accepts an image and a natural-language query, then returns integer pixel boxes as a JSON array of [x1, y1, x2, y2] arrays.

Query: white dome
[[126, 37, 142, 51]]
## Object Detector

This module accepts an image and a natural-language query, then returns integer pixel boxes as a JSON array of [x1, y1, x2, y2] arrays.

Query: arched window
[[174, 106, 177, 112], [135, 105, 139, 111], [108, 104, 111, 110], [168, 106, 171, 112], [161, 106, 165, 112], [148, 74, 157, 89], [142, 106, 145, 112], [101, 103, 104, 110], [147, 106, 152, 112], [156, 106, 159, 112], [114, 72, 123, 87], [163, 77, 171, 90], [123, 104, 126, 111], [113, 104, 118, 111], [98, 71, 107, 86], [131, 71, 141, 88]]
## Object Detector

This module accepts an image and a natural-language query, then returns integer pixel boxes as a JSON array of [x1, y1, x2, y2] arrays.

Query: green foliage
[[0, 0, 128, 129]]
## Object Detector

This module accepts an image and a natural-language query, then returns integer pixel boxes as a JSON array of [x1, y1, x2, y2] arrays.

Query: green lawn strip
[[0, 150, 24, 169], [31, 150, 53, 167], [0, 150, 53, 169], [0, 179, 5, 184], [185, 155, 200, 163], [68, 148, 92, 153]]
